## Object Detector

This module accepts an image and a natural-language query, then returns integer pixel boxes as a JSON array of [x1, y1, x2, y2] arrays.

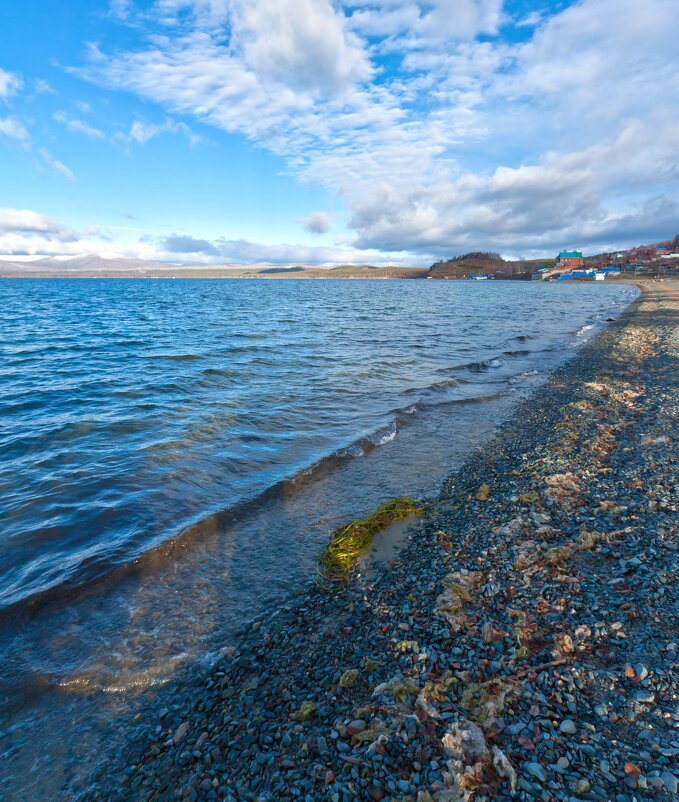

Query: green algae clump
[[317, 497, 421, 585], [290, 700, 318, 722]]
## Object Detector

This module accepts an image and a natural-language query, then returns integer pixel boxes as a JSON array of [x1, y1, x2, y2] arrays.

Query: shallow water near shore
[[0, 278, 638, 798]]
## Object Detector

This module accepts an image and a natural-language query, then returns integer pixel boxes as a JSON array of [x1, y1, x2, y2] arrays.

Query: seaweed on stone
[[317, 497, 421, 586]]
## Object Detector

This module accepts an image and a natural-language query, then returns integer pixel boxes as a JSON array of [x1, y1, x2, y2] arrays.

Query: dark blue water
[[0, 278, 637, 800]]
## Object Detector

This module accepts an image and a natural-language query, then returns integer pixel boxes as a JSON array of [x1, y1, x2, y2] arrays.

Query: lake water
[[0, 278, 637, 798]]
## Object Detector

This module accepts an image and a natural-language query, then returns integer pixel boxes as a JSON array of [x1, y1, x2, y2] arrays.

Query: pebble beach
[[85, 280, 678, 802]]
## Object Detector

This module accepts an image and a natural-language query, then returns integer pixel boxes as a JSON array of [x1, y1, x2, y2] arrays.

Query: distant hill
[[0, 254, 174, 277], [0, 254, 428, 279], [429, 253, 554, 279], [258, 266, 306, 274]]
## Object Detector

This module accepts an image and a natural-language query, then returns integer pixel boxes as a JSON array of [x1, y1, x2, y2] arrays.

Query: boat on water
[[468, 273, 489, 280]]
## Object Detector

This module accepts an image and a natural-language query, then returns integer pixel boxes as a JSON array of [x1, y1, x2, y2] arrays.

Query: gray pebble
[[524, 762, 548, 783], [661, 771, 678, 795]]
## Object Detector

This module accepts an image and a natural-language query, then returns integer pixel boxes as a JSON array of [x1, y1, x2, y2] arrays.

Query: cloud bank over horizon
[[0, 0, 677, 264]]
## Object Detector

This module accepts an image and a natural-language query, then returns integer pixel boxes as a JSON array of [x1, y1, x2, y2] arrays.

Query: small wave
[[575, 323, 595, 337], [509, 370, 539, 385], [452, 356, 504, 373], [503, 349, 530, 357], [202, 367, 238, 378], [419, 391, 505, 411], [55, 656, 186, 696], [336, 443, 365, 458], [224, 344, 267, 355], [337, 420, 399, 456], [405, 356, 507, 396], [369, 422, 398, 446], [429, 377, 462, 392], [142, 353, 203, 362], [406, 376, 464, 395]]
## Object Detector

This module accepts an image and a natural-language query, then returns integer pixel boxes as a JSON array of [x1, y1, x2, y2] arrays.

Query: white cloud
[[501, 0, 679, 125], [0, 208, 121, 257], [34, 78, 55, 95], [39, 150, 77, 182], [0, 68, 22, 99], [129, 120, 161, 143], [0, 206, 410, 264], [297, 211, 332, 234], [163, 233, 219, 254], [349, 120, 679, 254], [54, 111, 107, 139], [72, 0, 679, 258], [345, 3, 421, 38], [344, 0, 503, 43], [515, 10, 545, 28], [151, 0, 371, 93], [0, 117, 29, 141], [416, 0, 503, 42], [125, 117, 203, 147], [232, 0, 372, 95], [0, 208, 78, 241], [161, 232, 410, 264]]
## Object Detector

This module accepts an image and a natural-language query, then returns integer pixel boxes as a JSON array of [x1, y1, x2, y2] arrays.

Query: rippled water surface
[[0, 278, 637, 799]]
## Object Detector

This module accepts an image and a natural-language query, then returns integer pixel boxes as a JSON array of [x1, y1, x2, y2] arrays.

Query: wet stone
[[524, 763, 549, 783], [661, 771, 678, 795]]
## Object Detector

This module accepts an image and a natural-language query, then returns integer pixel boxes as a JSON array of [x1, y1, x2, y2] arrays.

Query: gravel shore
[[87, 281, 678, 802]]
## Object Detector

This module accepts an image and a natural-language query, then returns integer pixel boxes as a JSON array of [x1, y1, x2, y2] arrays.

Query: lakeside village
[[428, 234, 679, 281], [530, 245, 679, 282], [531, 251, 619, 282]]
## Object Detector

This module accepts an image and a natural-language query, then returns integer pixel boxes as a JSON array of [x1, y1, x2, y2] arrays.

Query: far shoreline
[[1, 271, 671, 284]]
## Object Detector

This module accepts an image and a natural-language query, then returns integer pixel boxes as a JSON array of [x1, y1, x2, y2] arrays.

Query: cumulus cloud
[[125, 117, 203, 147], [0, 208, 77, 239], [72, 0, 679, 258], [129, 120, 162, 144], [0, 68, 22, 99], [160, 230, 409, 264], [0, 208, 124, 257], [344, 0, 502, 43], [232, 0, 371, 94], [163, 234, 219, 254], [298, 211, 332, 234], [350, 120, 679, 255], [0, 117, 29, 141], [416, 0, 503, 42], [161, 231, 414, 266]]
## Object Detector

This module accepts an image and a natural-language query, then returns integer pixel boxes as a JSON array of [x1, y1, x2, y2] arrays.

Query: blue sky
[[1, 0, 677, 265]]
